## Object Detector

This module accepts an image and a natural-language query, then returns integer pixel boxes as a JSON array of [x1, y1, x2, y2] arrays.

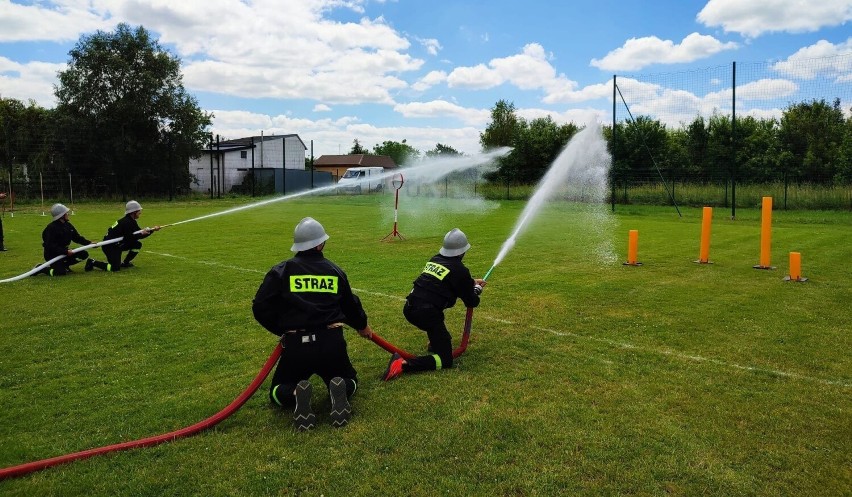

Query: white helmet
[[51, 203, 70, 221], [125, 200, 143, 214], [439, 228, 471, 257], [291, 217, 330, 252]]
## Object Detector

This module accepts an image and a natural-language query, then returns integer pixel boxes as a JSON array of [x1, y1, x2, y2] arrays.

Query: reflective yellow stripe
[[271, 385, 283, 406], [289, 275, 339, 293], [432, 354, 442, 369], [423, 262, 450, 280]]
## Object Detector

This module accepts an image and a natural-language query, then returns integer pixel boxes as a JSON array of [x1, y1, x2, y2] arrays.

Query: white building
[[188, 134, 307, 194]]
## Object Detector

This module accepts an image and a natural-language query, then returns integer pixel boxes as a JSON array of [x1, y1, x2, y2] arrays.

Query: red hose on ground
[[0, 344, 283, 480], [369, 307, 474, 359]]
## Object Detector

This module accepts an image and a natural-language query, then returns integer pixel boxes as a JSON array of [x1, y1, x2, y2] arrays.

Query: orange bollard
[[696, 206, 713, 264], [623, 229, 642, 266], [784, 252, 808, 282], [754, 196, 775, 269]]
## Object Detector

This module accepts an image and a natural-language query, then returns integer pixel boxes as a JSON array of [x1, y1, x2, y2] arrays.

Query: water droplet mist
[[489, 124, 612, 274]]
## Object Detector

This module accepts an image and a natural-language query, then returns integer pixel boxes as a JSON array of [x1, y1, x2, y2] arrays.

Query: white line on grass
[[530, 326, 850, 388], [148, 251, 850, 388]]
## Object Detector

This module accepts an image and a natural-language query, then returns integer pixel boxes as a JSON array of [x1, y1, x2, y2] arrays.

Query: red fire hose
[[0, 344, 283, 480], [369, 307, 474, 359], [1, 308, 476, 480]]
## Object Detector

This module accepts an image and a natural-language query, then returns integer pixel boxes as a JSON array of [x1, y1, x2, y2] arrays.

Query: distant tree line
[[346, 138, 462, 166], [478, 98, 852, 186]]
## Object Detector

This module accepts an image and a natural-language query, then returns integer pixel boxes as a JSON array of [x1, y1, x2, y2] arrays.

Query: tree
[[373, 139, 419, 166], [0, 98, 56, 192], [684, 116, 710, 181], [706, 114, 733, 185], [54, 23, 211, 197], [425, 143, 462, 158], [479, 100, 523, 182], [836, 109, 852, 184], [508, 116, 579, 183], [735, 116, 781, 184], [349, 139, 368, 154], [778, 98, 846, 184], [479, 99, 521, 151], [611, 116, 668, 183]]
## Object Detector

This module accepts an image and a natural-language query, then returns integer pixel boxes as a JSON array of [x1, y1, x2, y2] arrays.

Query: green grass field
[[0, 195, 849, 496]]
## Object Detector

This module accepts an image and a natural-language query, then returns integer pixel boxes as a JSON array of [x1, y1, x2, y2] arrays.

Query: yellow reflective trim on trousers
[[289, 275, 339, 293], [271, 384, 283, 406], [432, 354, 442, 369], [422, 262, 450, 280]]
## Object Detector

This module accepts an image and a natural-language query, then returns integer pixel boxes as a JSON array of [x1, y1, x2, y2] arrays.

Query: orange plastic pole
[[698, 206, 712, 263], [789, 252, 801, 281], [758, 196, 772, 268], [627, 230, 639, 265]]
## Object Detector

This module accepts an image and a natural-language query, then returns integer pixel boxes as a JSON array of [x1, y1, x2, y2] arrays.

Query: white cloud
[[517, 107, 609, 128], [411, 70, 448, 92], [614, 76, 802, 128], [772, 38, 852, 80], [393, 100, 490, 125], [1, 0, 423, 105], [415, 36, 442, 56], [446, 44, 579, 99], [446, 63, 504, 90], [590, 33, 739, 71], [543, 81, 612, 105], [0, 0, 111, 42], [313, 104, 332, 112], [0, 57, 65, 107], [698, 0, 852, 37]]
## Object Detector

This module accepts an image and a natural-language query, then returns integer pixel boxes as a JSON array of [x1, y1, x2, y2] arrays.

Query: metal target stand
[[381, 173, 405, 241]]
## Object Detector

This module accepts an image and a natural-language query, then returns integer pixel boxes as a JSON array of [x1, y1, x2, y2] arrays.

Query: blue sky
[[1, 0, 851, 157]]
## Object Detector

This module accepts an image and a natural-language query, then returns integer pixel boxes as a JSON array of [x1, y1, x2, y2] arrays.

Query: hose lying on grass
[[369, 307, 474, 359], [1, 306, 477, 479], [0, 344, 282, 480]]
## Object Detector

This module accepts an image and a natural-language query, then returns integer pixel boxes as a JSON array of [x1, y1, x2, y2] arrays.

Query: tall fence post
[[754, 196, 774, 270]]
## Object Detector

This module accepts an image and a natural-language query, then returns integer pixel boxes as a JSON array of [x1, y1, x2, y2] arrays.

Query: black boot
[[121, 250, 138, 268]]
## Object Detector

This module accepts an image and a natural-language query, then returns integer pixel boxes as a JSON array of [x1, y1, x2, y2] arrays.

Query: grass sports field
[[0, 195, 849, 496]]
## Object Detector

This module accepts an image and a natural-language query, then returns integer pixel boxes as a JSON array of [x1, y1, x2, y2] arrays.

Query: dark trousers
[[403, 301, 453, 372], [46, 250, 89, 276], [269, 327, 357, 408], [102, 240, 142, 271]]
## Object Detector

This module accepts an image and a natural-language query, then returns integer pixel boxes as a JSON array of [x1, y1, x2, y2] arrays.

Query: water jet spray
[[481, 125, 611, 284]]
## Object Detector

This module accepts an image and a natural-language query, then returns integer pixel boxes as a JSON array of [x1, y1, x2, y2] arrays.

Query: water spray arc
[[484, 125, 612, 283], [369, 126, 613, 360]]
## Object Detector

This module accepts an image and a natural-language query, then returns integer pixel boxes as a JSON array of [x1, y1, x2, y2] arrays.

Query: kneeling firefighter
[[382, 228, 487, 381], [252, 217, 374, 430], [100, 200, 160, 271]]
